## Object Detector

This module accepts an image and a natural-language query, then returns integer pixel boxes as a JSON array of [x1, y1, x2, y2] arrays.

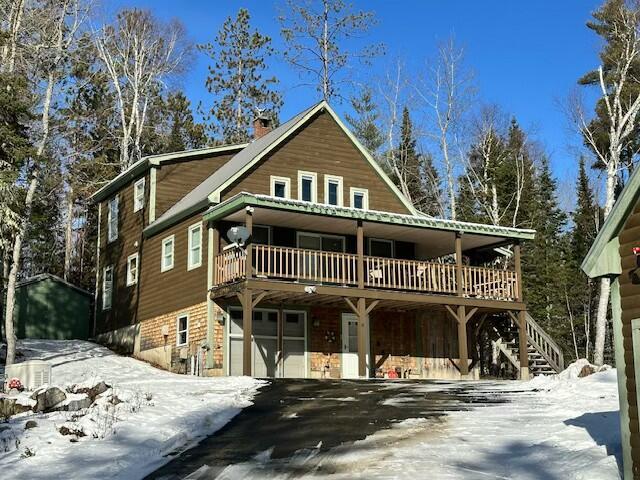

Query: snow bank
[[0, 340, 264, 480]]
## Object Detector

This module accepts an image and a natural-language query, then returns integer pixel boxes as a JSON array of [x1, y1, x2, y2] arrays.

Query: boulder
[[67, 380, 110, 401], [0, 396, 33, 419], [58, 424, 86, 437], [578, 364, 597, 378], [24, 420, 37, 430], [31, 386, 66, 413], [51, 394, 92, 412]]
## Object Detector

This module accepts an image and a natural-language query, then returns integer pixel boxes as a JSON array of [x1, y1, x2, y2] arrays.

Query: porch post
[[357, 220, 364, 289], [518, 309, 530, 380], [242, 288, 253, 376], [211, 223, 220, 286], [245, 207, 253, 280], [455, 232, 463, 296], [514, 241, 523, 302], [457, 305, 469, 377], [357, 297, 367, 377]]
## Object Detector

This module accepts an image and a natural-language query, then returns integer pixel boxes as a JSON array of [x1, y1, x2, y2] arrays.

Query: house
[[91, 101, 557, 381], [14, 273, 92, 340], [582, 166, 640, 480]]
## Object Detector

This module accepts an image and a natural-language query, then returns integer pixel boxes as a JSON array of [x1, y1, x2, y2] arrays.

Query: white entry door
[[341, 313, 360, 378]]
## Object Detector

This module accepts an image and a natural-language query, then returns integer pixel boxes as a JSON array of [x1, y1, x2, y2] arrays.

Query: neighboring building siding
[[96, 172, 148, 334], [618, 197, 640, 475], [137, 214, 208, 321], [221, 110, 411, 214], [155, 153, 237, 217]]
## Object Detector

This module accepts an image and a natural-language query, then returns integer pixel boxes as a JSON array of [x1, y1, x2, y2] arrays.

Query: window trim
[[368, 237, 394, 258], [102, 265, 113, 311], [133, 177, 145, 213], [296, 231, 346, 252], [324, 174, 344, 206], [107, 196, 119, 243], [176, 313, 189, 347], [187, 223, 203, 271], [350, 187, 369, 210], [270, 175, 291, 199], [161, 235, 175, 272], [126, 253, 139, 286], [297, 170, 318, 203]]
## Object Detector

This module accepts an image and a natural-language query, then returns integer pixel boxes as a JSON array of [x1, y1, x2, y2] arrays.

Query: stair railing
[[525, 313, 565, 373]]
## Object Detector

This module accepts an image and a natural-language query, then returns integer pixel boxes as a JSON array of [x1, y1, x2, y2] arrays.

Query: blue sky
[[108, 0, 604, 186]]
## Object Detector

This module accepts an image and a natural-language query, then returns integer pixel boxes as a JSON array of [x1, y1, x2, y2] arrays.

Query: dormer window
[[298, 171, 317, 202]]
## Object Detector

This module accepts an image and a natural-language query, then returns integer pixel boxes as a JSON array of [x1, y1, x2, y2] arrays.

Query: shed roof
[[17, 273, 93, 297]]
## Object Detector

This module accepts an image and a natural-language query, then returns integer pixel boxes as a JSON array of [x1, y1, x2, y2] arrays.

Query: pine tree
[[199, 8, 282, 143], [345, 87, 383, 158], [163, 92, 208, 152]]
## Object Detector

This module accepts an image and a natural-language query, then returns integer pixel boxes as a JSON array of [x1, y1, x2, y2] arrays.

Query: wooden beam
[[251, 291, 266, 309], [514, 242, 523, 302], [365, 299, 379, 315], [465, 307, 478, 323], [357, 220, 364, 289], [473, 313, 488, 338], [455, 232, 463, 296], [236, 291, 244, 307], [445, 305, 458, 322], [357, 297, 367, 377], [211, 223, 220, 286], [518, 310, 530, 380], [457, 304, 469, 376], [343, 297, 358, 315], [242, 288, 253, 376], [245, 207, 253, 280]]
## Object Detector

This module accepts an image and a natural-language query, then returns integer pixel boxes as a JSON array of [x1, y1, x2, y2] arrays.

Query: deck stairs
[[492, 313, 564, 376]]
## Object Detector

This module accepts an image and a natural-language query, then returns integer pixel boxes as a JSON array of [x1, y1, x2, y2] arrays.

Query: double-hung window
[[270, 176, 290, 199], [298, 171, 317, 202], [188, 223, 202, 270], [107, 196, 119, 242], [126, 253, 139, 286], [324, 175, 343, 206], [350, 187, 369, 210], [176, 314, 189, 346], [161, 235, 175, 272], [133, 178, 145, 212], [102, 265, 113, 310]]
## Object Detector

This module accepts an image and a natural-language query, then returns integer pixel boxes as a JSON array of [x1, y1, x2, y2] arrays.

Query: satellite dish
[[227, 226, 251, 247]]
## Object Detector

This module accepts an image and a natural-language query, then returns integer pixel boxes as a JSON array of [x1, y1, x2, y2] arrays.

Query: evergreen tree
[[345, 87, 383, 158], [163, 92, 208, 152], [199, 8, 282, 143]]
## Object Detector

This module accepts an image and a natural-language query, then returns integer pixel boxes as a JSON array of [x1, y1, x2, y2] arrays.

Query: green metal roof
[[201, 192, 537, 240]]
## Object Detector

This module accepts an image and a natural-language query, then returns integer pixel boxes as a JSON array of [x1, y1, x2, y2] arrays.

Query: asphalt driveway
[[147, 379, 510, 480]]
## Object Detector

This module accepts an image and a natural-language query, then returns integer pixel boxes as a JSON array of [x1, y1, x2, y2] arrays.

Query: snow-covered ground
[[0, 340, 264, 480]]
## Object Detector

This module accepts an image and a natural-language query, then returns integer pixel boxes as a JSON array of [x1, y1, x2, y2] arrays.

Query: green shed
[[14, 274, 93, 340]]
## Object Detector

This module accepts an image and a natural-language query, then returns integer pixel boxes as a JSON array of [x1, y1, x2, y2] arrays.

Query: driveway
[[147, 379, 509, 480]]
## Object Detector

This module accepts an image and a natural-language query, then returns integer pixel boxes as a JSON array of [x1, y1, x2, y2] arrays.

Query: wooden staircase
[[492, 313, 565, 376]]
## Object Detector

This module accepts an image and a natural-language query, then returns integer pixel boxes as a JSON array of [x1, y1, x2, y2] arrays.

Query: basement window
[[176, 314, 189, 346]]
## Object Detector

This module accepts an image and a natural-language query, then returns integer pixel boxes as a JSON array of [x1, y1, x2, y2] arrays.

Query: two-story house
[[91, 101, 556, 380]]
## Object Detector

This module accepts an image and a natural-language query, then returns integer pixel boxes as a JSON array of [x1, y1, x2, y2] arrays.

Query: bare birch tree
[[573, 2, 640, 365], [94, 9, 188, 171]]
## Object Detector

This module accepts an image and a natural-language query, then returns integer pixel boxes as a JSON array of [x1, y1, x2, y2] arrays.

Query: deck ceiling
[[221, 207, 507, 258]]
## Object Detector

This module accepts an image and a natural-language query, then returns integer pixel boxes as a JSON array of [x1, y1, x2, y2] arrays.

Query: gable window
[[324, 175, 343, 206], [176, 314, 189, 346], [161, 235, 175, 272], [270, 176, 291, 199], [369, 238, 394, 258], [350, 187, 369, 210], [107, 196, 119, 243], [133, 178, 145, 212], [188, 223, 202, 270], [126, 253, 139, 286], [298, 171, 317, 203], [102, 265, 113, 310]]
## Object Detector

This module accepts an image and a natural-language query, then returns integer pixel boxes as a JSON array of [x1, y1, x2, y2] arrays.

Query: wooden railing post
[[514, 241, 523, 302], [245, 207, 253, 280], [357, 220, 364, 289], [455, 232, 463, 296]]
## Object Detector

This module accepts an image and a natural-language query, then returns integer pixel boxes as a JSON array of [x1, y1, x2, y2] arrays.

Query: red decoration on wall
[[633, 247, 640, 256]]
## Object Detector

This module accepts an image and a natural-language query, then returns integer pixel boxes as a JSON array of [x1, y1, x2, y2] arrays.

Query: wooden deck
[[215, 244, 519, 302]]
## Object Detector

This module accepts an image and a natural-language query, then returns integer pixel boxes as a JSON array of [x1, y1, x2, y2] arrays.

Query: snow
[[0, 340, 264, 480]]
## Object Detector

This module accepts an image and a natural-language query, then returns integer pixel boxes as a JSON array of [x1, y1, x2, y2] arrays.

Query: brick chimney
[[253, 114, 272, 139]]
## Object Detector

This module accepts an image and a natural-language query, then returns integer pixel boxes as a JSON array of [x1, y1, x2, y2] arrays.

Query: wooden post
[[457, 304, 469, 377], [518, 309, 530, 380], [357, 220, 364, 289], [242, 289, 253, 376], [514, 241, 523, 302], [357, 297, 367, 377], [212, 223, 220, 286], [455, 232, 463, 296], [245, 207, 253, 280]]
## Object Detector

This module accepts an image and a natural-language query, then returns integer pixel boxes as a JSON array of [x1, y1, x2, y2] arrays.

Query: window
[[350, 187, 369, 210], [107, 196, 119, 242], [188, 223, 202, 270], [252, 225, 271, 245], [324, 175, 343, 206], [176, 314, 188, 346], [161, 235, 175, 272], [270, 176, 290, 199], [126, 253, 138, 286], [102, 265, 113, 310], [298, 171, 317, 202], [369, 238, 394, 258], [133, 178, 145, 212]]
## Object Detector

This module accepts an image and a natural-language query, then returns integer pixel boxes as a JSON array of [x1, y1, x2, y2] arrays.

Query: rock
[[24, 420, 37, 430], [0, 396, 33, 419], [31, 386, 66, 413], [58, 424, 86, 437], [578, 364, 597, 378], [51, 394, 92, 412], [67, 381, 110, 401]]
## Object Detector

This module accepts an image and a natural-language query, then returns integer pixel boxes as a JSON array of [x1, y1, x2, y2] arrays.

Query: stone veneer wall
[[308, 306, 344, 378]]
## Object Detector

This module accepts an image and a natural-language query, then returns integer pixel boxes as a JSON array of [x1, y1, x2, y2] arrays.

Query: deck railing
[[214, 245, 518, 301], [525, 313, 565, 372]]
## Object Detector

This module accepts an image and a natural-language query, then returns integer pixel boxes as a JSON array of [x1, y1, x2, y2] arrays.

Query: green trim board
[[199, 192, 536, 241]]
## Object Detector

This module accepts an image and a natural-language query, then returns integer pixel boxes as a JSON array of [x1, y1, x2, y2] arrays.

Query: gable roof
[[89, 143, 247, 204], [582, 167, 640, 278], [145, 101, 417, 236], [17, 273, 93, 297]]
